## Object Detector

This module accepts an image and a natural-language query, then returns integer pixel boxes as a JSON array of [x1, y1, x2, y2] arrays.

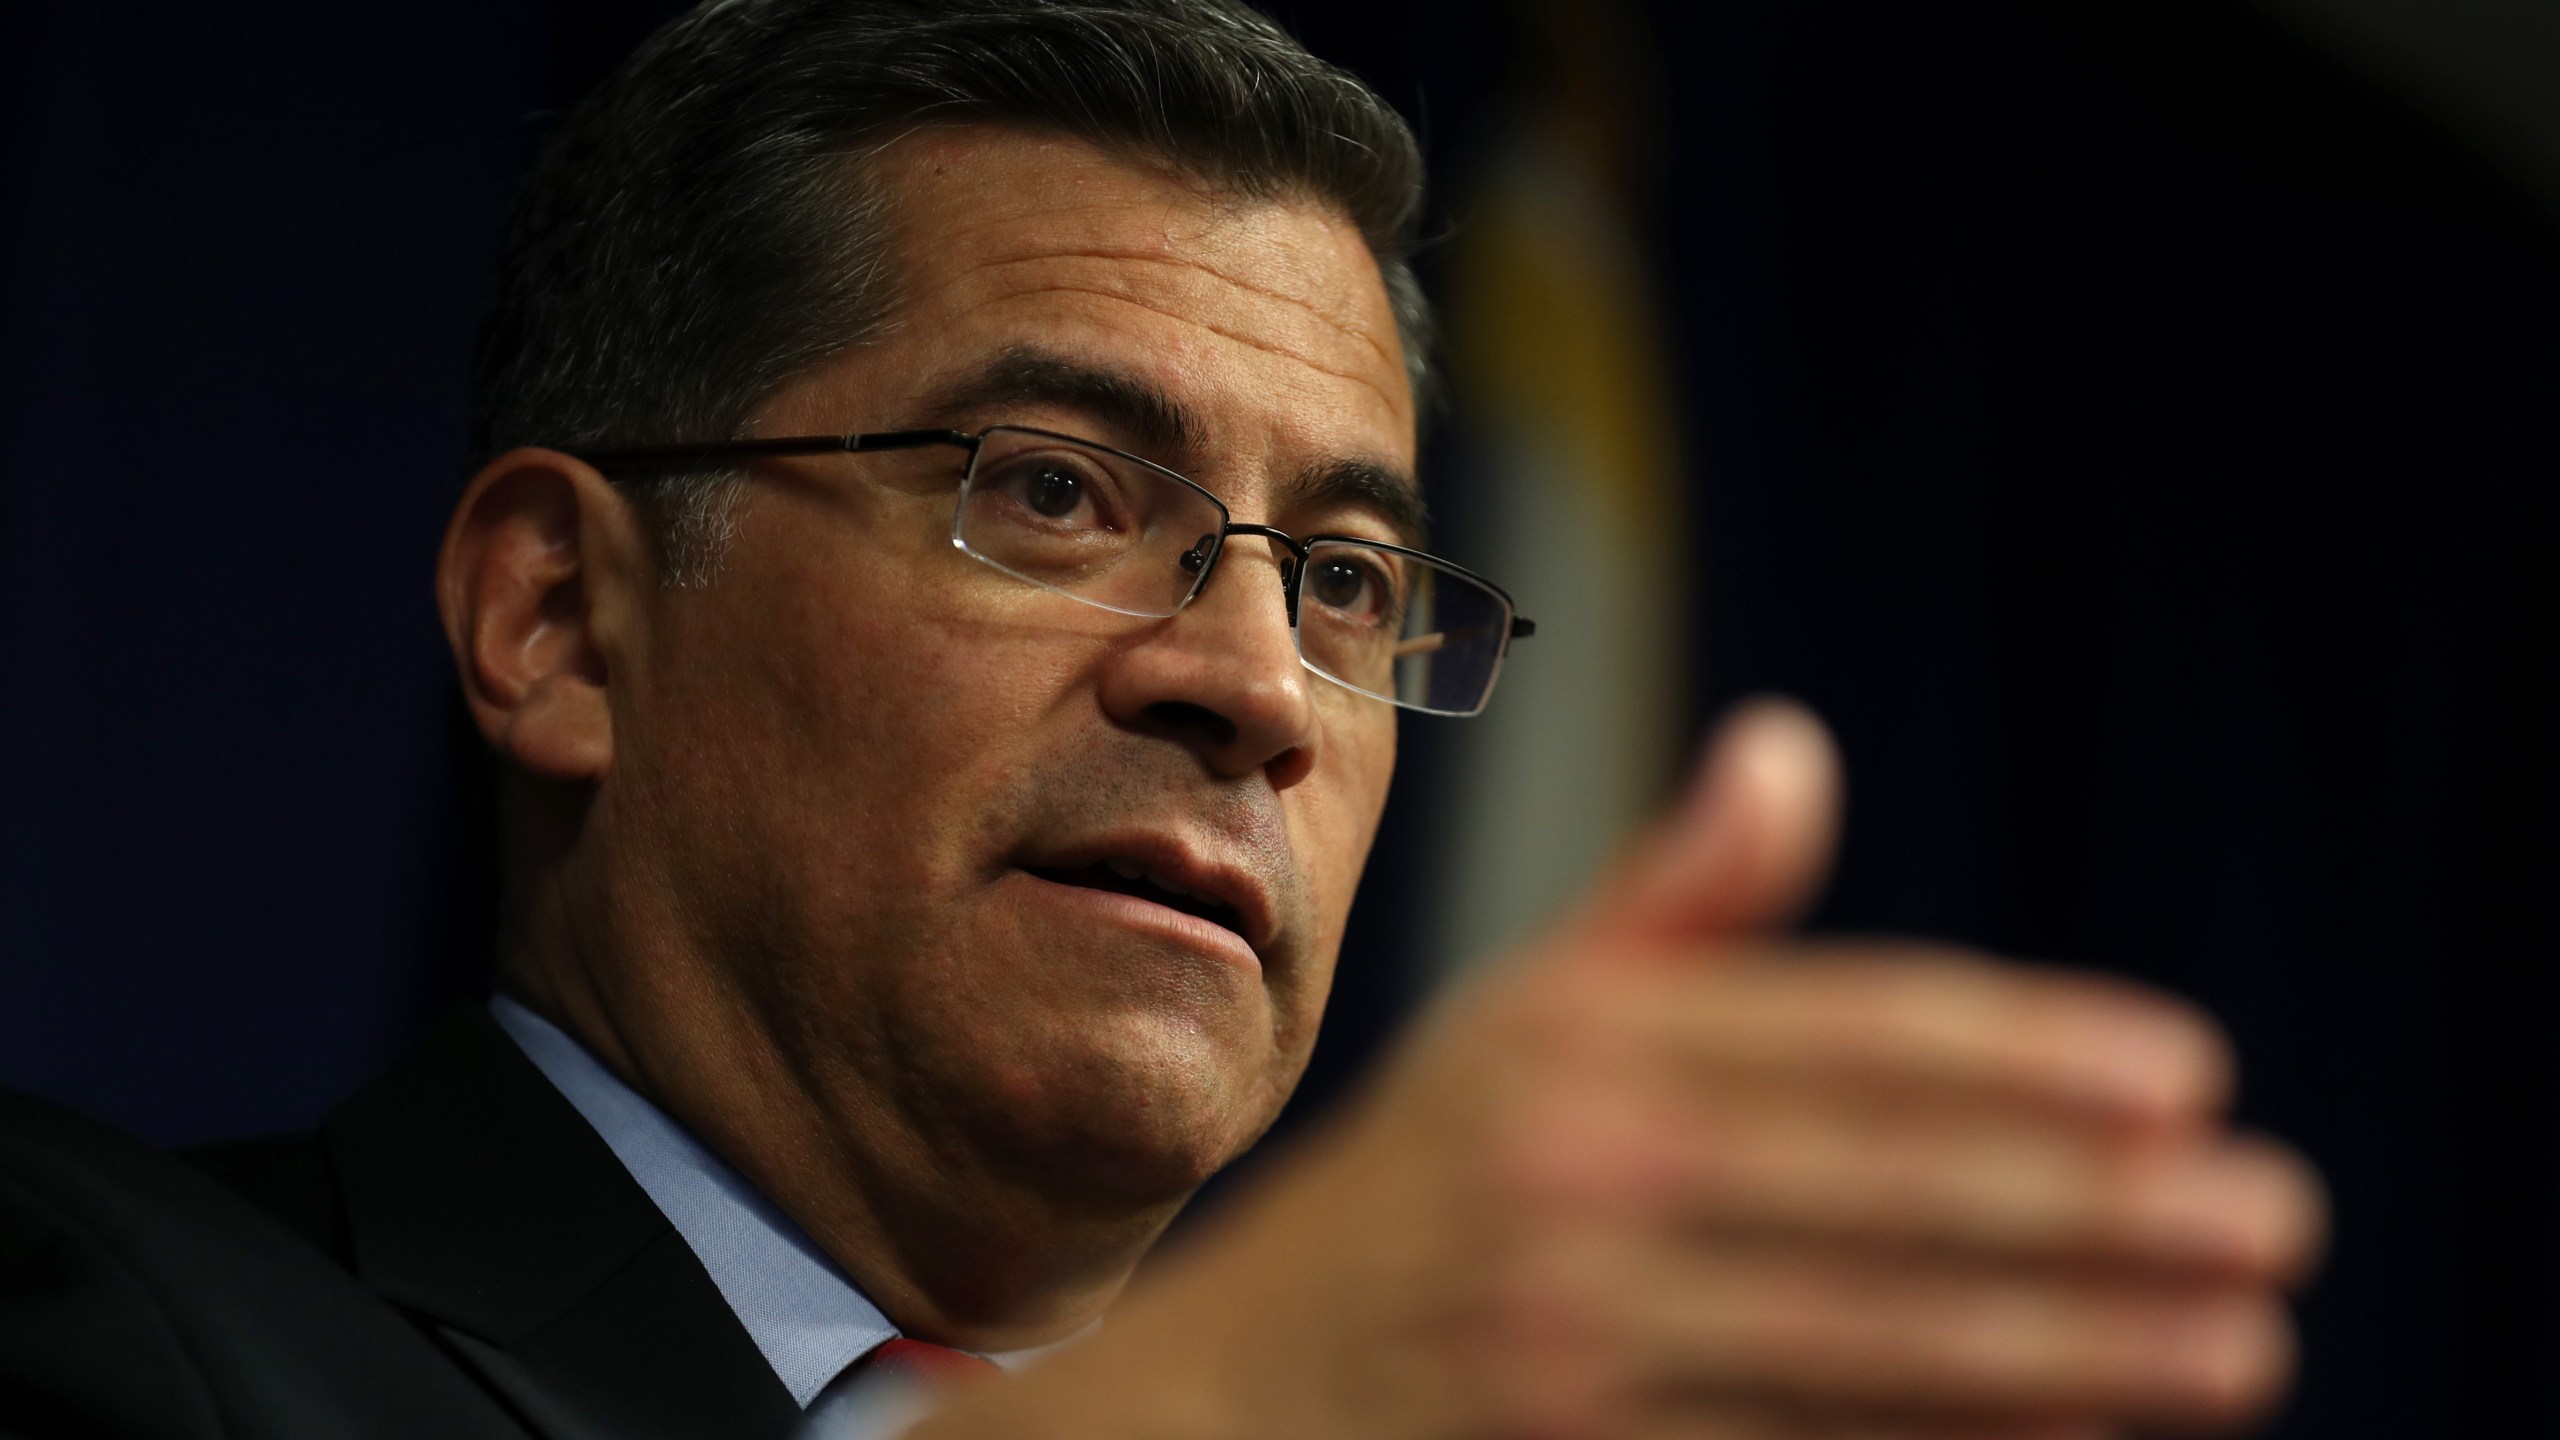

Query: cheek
[[643, 542, 1098, 905], [766, 524, 1086, 746], [1325, 703, 1399, 870], [1288, 704, 1399, 971]]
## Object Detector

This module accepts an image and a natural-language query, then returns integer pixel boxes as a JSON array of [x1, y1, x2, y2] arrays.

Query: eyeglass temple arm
[[567, 429, 976, 471], [1391, 615, 1537, 661]]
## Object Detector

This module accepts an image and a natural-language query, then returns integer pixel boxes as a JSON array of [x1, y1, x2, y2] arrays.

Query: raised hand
[[914, 701, 2326, 1440]]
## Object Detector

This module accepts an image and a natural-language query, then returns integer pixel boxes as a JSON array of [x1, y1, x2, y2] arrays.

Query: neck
[[498, 856, 1181, 1351]]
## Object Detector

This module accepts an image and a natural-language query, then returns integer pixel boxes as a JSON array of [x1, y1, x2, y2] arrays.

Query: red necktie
[[799, 1338, 1001, 1437], [858, 1337, 1002, 1388]]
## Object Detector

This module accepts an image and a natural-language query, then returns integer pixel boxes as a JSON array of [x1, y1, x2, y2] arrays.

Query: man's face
[[589, 128, 1413, 1206]]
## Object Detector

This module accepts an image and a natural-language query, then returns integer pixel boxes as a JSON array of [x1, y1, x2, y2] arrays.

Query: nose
[[1095, 536, 1319, 787]]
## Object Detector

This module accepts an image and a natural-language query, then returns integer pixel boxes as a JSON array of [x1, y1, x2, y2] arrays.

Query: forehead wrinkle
[[968, 277, 1407, 419], [967, 245, 1402, 378]]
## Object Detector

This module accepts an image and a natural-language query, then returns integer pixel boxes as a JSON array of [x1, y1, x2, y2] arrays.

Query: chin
[[963, 1017, 1293, 1204]]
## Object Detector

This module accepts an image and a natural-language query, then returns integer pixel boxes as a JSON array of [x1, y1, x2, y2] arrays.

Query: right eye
[[980, 451, 1122, 530], [1022, 462, 1085, 518]]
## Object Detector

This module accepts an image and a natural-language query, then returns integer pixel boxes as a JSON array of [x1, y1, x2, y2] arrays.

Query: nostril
[[1141, 700, 1237, 749]]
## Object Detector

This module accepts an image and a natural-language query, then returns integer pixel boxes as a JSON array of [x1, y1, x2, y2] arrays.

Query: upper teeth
[[1105, 856, 1199, 900]]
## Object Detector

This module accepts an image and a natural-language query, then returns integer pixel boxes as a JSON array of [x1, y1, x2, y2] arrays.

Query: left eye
[[1305, 553, 1397, 625], [1309, 558, 1370, 608]]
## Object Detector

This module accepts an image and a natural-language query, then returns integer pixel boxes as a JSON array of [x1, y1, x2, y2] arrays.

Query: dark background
[[4, 3, 2554, 1434]]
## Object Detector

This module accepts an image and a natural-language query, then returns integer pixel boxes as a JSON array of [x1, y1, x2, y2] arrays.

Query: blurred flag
[[1426, 0, 1689, 975]]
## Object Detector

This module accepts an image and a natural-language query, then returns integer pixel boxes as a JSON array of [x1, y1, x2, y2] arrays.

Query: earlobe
[[436, 448, 639, 782]]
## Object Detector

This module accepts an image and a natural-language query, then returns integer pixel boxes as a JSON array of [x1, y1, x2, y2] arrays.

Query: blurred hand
[[913, 701, 2327, 1440]]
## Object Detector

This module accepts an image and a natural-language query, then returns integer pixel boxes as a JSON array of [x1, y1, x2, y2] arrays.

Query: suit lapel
[[324, 1008, 801, 1440]]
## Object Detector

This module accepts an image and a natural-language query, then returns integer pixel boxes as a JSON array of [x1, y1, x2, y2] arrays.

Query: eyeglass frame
[[569, 425, 1536, 715]]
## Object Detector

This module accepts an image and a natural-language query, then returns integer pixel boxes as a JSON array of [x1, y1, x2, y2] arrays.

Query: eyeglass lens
[[956, 427, 1215, 618], [1297, 539, 1512, 716], [955, 427, 1513, 716]]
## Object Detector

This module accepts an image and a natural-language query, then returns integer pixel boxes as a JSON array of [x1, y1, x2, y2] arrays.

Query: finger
[[1584, 697, 1845, 948], [1614, 1412, 2114, 1440], [1497, 1360, 2122, 1440], [1549, 1239, 2296, 1429], [1499, 1068, 2325, 1281], [1577, 950, 2238, 1122]]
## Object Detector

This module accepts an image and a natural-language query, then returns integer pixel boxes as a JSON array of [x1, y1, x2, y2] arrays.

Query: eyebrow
[[910, 345, 1430, 549], [1291, 457, 1431, 551], [913, 347, 1208, 465]]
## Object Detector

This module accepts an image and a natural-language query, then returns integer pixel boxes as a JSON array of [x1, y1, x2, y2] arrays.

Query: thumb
[[1589, 697, 1844, 947]]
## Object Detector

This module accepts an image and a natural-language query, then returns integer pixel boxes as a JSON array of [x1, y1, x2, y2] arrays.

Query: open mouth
[[1026, 859, 1248, 939]]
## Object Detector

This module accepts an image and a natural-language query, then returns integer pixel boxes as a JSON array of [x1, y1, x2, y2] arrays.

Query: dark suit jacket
[[0, 1008, 802, 1440]]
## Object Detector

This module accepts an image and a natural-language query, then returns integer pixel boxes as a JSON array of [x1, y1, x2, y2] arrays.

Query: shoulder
[[184, 1129, 348, 1261], [0, 1089, 529, 1439]]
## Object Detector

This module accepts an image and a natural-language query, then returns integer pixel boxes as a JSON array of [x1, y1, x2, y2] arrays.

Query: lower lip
[[1007, 869, 1263, 972]]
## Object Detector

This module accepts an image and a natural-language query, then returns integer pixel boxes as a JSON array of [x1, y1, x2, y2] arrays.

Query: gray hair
[[472, 0, 1433, 585]]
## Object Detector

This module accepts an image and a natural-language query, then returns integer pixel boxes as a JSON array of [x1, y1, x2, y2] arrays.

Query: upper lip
[[1015, 831, 1280, 956]]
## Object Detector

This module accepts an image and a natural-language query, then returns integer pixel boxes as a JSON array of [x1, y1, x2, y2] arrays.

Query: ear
[[435, 448, 652, 782]]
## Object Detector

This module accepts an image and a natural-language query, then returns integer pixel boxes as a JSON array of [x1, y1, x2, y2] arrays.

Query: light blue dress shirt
[[489, 995, 897, 1407], [489, 996, 1072, 1437]]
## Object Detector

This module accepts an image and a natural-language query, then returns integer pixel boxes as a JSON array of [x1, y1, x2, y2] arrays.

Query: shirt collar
[[489, 994, 894, 1407]]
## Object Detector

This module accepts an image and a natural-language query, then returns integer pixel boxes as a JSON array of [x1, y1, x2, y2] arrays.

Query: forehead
[[809, 126, 1416, 469]]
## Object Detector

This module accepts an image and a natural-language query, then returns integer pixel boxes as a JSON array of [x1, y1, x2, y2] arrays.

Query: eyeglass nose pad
[[1277, 556, 1296, 590]]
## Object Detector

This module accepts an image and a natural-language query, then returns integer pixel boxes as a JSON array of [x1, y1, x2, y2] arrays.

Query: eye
[[1309, 557, 1370, 609], [978, 449, 1124, 530], [1305, 550, 1399, 626], [1024, 462, 1085, 519]]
